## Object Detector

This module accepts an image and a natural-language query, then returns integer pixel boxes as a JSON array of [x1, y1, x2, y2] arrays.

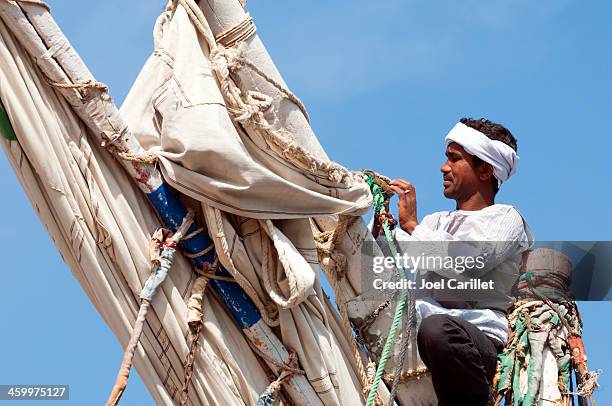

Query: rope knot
[[211, 46, 276, 127], [313, 216, 356, 281], [49, 79, 108, 99], [255, 349, 304, 406], [378, 211, 397, 229], [328, 168, 345, 184], [211, 45, 242, 76], [149, 228, 172, 265], [320, 251, 348, 280], [233, 91, 274, 125]]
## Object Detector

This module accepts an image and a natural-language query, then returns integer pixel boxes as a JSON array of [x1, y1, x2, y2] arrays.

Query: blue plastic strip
[[146, 183, 260, 328]]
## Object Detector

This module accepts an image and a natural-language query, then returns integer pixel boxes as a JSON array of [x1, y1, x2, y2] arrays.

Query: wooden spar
[[0, 2, 323, 404]]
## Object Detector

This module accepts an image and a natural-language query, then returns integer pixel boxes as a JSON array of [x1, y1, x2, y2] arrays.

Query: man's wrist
[[400, 221, 419, 234]]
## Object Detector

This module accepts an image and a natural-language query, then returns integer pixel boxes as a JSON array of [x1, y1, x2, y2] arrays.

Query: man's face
[[440, 142, 483, 200]]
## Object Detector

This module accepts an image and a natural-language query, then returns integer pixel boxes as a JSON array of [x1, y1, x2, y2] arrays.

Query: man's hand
[[389, 179, 419, 234]]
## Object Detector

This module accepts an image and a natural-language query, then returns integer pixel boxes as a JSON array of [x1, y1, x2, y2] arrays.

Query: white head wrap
[[445, 122, 519, 186]]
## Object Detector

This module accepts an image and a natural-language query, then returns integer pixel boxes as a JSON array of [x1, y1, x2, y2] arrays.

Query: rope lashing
[[362, 171, 416, 406], [48, 79, 109, 99], [179, 321, 203, 406], [99, 135, 158, 165], [210, 44, 310, 124], [522, 271, 599, 405], [383, 367, 430, 384], [214, 13, 256, 49], [357, 300, 390, 344], [514, 268, 574, 303], [255, 351, 303, 406], [54, 82, 158, 166], [362, 170, 395, 237], [37, 36, 71, 62], [6, 14, 157, 167], [494, 300, 579, 406], [171, 0, 309, 120], [106, 210, 195, 406], [377, 211, 397, 229]]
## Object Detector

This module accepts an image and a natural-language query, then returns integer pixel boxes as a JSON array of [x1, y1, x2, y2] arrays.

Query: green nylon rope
[[364, 174, 411, 406]]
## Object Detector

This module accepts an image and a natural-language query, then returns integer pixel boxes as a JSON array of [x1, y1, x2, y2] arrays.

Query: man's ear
[[479, 162, 494, 181]]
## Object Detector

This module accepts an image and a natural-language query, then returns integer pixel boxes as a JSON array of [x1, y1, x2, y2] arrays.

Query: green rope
[[364, 173, 411, 406], [0, 102, 16, 141], [496, 302, 580, 405]]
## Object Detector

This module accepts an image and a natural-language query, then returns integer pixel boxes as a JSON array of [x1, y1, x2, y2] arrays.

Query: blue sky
[[0, 0, 610, 404]]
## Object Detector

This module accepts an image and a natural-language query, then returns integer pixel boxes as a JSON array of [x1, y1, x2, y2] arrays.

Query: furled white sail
[[0, 0, 382, 404]]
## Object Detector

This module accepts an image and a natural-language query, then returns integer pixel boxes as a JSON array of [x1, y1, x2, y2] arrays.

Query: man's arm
[[395, 207, 531, 278]]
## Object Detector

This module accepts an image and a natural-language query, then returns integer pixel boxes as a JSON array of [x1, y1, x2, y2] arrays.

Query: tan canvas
[[0, 2, 374, 404]]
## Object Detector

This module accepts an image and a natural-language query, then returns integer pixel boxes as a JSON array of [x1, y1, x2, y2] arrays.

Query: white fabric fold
[[445, 122, 519, 185], [121, 6, 372, 220]]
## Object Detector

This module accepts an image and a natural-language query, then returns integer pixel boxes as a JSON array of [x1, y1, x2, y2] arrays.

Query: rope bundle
[[494, 252, 599, 406]]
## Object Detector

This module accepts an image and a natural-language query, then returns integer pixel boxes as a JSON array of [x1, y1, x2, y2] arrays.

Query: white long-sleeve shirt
[[376, 204, 533, 343]]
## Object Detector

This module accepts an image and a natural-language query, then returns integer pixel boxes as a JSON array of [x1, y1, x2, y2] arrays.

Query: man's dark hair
[[459, 117, 518, 194]]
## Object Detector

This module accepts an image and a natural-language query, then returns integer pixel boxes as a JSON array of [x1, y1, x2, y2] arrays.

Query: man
[[380, 118, 533, 406]]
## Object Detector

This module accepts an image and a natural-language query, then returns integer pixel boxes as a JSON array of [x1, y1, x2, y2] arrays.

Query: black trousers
[[417, 314, 503, 406]]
